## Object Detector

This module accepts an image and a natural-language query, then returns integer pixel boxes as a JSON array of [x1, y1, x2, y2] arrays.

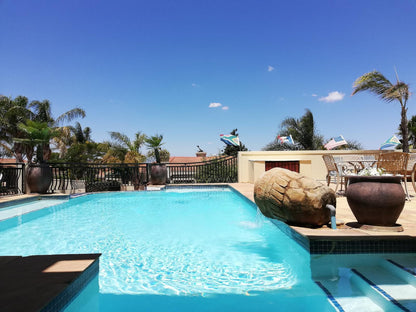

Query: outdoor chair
[[322, 155, 349, 193], [377, 152, 410, 200]]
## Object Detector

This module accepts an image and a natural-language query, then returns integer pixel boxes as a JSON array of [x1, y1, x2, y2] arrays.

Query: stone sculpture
[[254, 168, 336, 227]]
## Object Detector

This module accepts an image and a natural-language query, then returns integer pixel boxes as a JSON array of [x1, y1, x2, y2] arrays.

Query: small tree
[[145, 134, 164, 163], [221, 129, 248, 156]]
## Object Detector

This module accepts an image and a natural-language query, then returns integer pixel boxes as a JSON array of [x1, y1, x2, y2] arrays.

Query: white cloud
[[209, 102, 222, 108], [311, 94, 318, 97], [268, 65, 275, 72], [319, 91, 345, 103], [191, 83, 199, 87], [222, 106, 229, 110]]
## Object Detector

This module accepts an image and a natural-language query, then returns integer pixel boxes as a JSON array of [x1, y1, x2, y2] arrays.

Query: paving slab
[[0, 254, 100, 312]]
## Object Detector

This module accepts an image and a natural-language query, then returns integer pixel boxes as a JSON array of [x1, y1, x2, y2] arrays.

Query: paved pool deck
[[230, 182, 416, 252]]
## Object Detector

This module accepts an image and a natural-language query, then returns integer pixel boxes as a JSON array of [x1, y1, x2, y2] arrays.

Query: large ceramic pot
[[149, 164, 167, 185], [346, 175, 405, 226], [27, 163, 53, 194]]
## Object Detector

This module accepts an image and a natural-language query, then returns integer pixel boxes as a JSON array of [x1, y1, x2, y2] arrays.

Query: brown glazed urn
[[346, 175, 405, 226], [27, 163, 53, 194], [150, 163, 167, 185]]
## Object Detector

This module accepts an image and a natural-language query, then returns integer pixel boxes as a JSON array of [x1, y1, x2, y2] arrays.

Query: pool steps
[[316, 259, 416, 311]]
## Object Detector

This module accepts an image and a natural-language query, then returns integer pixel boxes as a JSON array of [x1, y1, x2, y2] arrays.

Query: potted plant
[[145, 134, 167, 185], [345, 168, 405, 227], [14, 120, 57, 193]]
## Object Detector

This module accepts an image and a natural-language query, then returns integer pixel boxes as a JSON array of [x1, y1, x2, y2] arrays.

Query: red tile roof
[[0, 158, 20, 163], [169, 156, 217, 164]]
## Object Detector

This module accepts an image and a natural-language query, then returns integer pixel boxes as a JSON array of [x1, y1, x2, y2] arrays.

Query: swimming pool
[[0, 188, 415, 311]]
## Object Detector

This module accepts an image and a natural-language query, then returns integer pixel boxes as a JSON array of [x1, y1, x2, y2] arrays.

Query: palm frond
[[109, 131, 131, 147], [384, 82, 410, 104], [145, 134, 164, 148], [55, 108, 86, 125], [352, 71, 392, 97]]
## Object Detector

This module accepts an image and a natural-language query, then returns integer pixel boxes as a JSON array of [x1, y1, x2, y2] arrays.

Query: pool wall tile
[[309, 238, 416, 254]]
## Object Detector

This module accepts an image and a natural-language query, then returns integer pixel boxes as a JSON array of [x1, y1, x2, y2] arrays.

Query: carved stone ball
[[254, 168, 336, 227]]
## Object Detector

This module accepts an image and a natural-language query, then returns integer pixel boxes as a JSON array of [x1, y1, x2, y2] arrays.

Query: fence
[[46, 156, 237, 193], [48, 163, 148, 193], [0, 163, 25, 196], [167, 156, 237, 184]]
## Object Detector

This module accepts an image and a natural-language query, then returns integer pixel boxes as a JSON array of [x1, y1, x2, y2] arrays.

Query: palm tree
[[278, 109, 323, 150], [145, 134, 164, 163], [14, 120, 57, 163], [53, 122, 92, 158], [352, 70, 411, 152], [0, 95, 34, 161], [108, 131, 146, 163], [29, 99, 86, 160]]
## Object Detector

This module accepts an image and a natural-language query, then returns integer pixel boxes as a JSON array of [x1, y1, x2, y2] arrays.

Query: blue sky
[[1, 0, 416, 156]]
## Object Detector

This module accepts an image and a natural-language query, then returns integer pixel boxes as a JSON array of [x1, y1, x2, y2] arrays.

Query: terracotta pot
[[27, 163, 53, 194], [346, 175, 405, 226], [150, 164, 167, 185]]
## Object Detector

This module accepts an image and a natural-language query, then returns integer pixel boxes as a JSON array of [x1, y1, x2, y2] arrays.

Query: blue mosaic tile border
[[351, 269, 410, 311], [165, 184, 229, 190], [309, 238, 416, 254], [41, 256, 100, 312], [387, 259, 416, 276], [315, 281, 345, 312]]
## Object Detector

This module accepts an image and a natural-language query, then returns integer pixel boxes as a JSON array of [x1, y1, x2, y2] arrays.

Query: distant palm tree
[[108, 131, 146, 163], [29, 100, 86, 126], [280, 109, 323, 150], [352, 70, 411, 152], [29, 99, 86, 160], [145, 134, 164, 163], [0, 95, 32, 162], [53, 122, 92, 158]]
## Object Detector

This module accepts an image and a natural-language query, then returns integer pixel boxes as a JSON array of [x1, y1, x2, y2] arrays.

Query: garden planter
[[346, 175, 405, 226], [150, 164, 167, 185], [27, 163, 53, 194]]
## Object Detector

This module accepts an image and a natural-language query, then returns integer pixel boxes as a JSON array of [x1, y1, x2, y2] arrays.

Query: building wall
[[237, 150, 382, 184]]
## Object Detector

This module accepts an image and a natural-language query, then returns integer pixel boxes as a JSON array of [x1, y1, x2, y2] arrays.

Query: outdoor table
[[347, 159, 377, 171]]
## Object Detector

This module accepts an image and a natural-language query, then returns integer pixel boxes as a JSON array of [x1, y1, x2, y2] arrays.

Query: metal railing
[[45, 156, 237, 193], [167, 156, 237, 184], [48, 163, 149, 193], [0, 163, 25, 196]]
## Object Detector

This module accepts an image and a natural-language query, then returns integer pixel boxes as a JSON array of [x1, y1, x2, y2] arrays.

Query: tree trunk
[[401, 106, 409, 153]]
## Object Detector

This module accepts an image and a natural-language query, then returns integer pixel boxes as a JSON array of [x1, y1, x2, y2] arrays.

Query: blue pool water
[[0, 189, 334, 311]]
